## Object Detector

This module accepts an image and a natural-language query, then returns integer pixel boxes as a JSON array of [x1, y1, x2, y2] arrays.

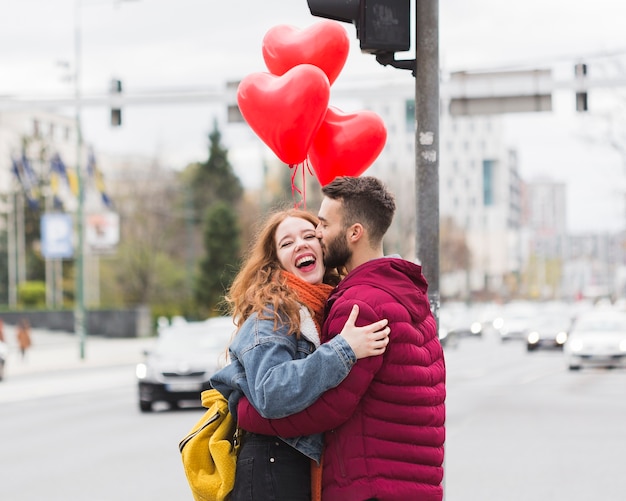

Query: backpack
[[179, 389, 238, 501]]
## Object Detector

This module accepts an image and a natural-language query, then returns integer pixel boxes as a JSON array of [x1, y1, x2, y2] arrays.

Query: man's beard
[[322, 233, 352, 269]]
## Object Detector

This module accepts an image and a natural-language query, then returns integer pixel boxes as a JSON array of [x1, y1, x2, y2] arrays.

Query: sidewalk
[[1, 324, 156, 378]]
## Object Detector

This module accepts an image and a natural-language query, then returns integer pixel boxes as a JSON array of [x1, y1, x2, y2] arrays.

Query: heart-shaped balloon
[[237, 64, 331, 165], [262, 21, 350, 85], [308, 107, 387, 186]]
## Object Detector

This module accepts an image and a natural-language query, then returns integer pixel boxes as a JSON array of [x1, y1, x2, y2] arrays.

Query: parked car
[[136, 316, 235, 412], [526, 314, 570, 352], [0, 339, 7, 381], [564, 309, 626, 371]]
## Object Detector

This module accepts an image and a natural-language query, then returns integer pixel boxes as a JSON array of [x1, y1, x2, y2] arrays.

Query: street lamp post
[[72, 0, 139, 359], [74, 0, 86, 359]]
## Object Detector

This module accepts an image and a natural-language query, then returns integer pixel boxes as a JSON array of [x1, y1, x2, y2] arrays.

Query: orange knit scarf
[[282, 271, 333, 334]]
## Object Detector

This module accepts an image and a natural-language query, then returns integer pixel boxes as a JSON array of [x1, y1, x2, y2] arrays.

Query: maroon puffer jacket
[[238, 257, 446, 501]]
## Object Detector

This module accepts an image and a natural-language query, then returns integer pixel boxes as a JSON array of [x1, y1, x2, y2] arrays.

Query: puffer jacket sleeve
[[237, 298, 384, 436]]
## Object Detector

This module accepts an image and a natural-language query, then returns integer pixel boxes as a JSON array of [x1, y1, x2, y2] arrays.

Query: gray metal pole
[[74, 0, 87, 359], [415, 0, 440, 314], [416, 5, 442, 498]]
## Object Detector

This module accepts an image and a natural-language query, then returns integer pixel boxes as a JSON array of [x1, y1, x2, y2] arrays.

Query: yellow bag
[[179, 389, 238, 501]]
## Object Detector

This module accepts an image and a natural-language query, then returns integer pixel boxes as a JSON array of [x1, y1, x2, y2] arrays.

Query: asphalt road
[[1, 328, 625, 500]]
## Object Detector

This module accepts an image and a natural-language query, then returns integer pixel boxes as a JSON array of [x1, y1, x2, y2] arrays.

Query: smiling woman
[[208, 207, 389, 501], [275, 215, 325, 284]]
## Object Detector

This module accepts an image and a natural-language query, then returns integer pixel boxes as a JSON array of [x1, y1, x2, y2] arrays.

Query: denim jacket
[[209, 306, 356, 463]]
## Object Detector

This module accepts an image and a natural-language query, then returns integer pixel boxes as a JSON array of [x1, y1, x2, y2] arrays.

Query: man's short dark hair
[[322, 176, 396, 245]]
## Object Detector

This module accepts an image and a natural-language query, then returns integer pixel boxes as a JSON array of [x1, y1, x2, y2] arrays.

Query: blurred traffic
[[136, 298, 626, 414], [440, 297, 626, 371]]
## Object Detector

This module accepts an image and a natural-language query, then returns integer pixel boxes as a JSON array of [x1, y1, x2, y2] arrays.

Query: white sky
[[1, 0, 626, 232]]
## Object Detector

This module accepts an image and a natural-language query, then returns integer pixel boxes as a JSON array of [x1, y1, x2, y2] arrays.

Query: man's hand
[[339, 305, 390, 359]]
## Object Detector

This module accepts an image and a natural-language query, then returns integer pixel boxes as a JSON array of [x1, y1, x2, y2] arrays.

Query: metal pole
[[415, 1, 440, 311], [74, 0, 87, 359], [16, 193, 26, 285], [414, 4, 442, 496], [45, 193, 53, 308], [7, 192, 17, 308]]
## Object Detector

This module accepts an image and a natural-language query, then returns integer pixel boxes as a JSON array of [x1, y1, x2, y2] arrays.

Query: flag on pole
[[11, 154, 39, 208], [86, 148, 113, 209], [49, 153, 76, 211]]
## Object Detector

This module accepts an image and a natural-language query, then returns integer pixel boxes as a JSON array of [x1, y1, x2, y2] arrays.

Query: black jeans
[[231, 433, 311, 501]]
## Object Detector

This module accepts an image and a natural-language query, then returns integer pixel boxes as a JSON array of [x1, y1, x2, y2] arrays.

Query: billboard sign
[[86, 212, 120, 254], [41, 213, 74, 259]]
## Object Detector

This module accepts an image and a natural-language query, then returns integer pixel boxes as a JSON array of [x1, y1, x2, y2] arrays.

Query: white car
[[564, 310, 626, 371]]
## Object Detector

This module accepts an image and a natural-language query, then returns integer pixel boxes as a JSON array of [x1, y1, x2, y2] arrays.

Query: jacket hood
[[330, 257, 430, 313]]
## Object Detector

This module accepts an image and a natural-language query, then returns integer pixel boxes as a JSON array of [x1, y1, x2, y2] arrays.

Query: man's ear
[[347, 223, 364, 243]]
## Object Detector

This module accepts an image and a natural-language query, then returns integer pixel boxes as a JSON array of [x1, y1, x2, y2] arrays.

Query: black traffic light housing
[[575, 63, 588, 112], [307, 0, 412, 65], [109, 78, 123, 127]]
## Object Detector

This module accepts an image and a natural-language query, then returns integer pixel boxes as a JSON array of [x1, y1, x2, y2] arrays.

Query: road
[[0, 329, 625, 500], [444, 332, 626, 500]]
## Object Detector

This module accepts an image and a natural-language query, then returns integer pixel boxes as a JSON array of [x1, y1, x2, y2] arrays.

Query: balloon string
[[301, 161, 307, 209], [289, 163, 306, 209], [304, 157, 314, 179]]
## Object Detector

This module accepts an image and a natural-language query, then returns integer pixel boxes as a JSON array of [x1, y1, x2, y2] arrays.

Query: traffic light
[[109, 78, 123, 126], [574, 63, 588, 112], [307, 0, 410, 54]]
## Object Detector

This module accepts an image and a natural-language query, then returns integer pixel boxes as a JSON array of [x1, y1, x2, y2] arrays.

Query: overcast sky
[[1, 0, 626, 232]]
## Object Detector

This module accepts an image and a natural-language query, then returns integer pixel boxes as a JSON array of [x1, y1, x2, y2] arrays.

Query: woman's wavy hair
[[225, 208, 341, 336]]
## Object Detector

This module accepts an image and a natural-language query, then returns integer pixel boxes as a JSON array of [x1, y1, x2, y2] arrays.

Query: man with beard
[[238, 176, 446, 501]]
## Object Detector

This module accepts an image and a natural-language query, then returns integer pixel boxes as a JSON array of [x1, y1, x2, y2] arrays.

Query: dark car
[[136, 316, 234, 412], [526, 314, 570, 352]]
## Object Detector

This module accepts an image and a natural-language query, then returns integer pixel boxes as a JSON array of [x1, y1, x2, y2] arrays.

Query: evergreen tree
[[194, 202, 240, 316], [190, 119, 243, 213]]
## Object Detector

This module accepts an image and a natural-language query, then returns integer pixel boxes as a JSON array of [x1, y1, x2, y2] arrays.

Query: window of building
[[405, 100, 415, 132], [483, 159, 495, 206]]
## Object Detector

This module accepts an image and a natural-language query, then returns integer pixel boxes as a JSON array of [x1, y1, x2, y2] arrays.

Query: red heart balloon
[[262, 21, 350, 85], [237, 64, 330, 165], [308, 107, 387, 186]]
